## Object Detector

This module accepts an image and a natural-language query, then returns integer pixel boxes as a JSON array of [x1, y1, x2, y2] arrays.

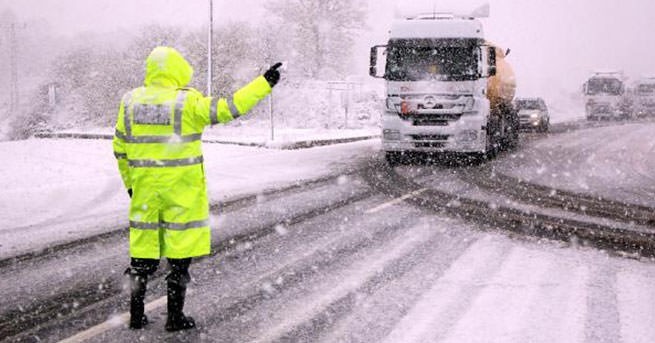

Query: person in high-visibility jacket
[[113, 46, 282, 331]]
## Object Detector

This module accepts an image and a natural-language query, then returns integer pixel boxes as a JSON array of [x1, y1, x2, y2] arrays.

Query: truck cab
[[370, 7, 518, 163], [583, 71, 631, 120]]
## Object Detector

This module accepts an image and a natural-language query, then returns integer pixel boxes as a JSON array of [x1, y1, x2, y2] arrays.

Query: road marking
[[58, 295, 169, 343], [365, 188, 428, 214], [251, 224, 437, 343]]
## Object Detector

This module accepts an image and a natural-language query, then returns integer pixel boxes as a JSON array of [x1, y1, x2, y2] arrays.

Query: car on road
[[515, 97, 550, 132]]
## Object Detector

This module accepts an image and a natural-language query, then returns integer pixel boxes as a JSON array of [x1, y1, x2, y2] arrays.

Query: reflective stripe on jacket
[[112, 46, 271, 259]]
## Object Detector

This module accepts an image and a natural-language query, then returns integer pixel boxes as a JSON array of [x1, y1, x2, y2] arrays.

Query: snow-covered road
[[493, 121, 655, 208], [4, 120, 655, 342], [47, 182, 655, 343]]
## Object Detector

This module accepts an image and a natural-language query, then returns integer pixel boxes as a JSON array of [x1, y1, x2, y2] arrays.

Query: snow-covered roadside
[[0, 137, 379, 259], [494, 122, 655, 208], [42, 126, 380, 148]]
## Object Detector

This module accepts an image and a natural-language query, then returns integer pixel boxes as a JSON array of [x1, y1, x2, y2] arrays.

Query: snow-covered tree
[[265, 0, 367, 80]]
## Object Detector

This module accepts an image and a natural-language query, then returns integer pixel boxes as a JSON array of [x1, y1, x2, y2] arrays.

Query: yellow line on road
[[365, 188, 428, 214], [58, 295, 169, 343]]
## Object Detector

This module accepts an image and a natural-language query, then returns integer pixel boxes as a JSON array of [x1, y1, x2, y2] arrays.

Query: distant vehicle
[[515, 97, 549, 132], [369, 4, 519, 163], [631, 77, 655, 117], [583, 71, 632, 120]]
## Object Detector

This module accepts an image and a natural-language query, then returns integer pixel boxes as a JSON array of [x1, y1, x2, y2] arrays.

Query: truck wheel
[[506, 122, 520, 150], [385, 151, 402, 166], [483, 131, 498, 160]]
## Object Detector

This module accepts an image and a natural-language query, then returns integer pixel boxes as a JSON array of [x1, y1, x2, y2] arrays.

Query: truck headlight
[[458, 130, 478, 142], [464, 97, 475, 111], [530, 113, 539, 119], [386, 98, 397, 111], [383, 129, 401, 140]]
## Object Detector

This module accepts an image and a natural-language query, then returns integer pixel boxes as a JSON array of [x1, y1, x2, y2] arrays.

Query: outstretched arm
[[197, 63, 283, 126]]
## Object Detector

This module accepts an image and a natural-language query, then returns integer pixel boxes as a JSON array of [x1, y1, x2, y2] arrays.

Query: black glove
[[127, 189, 133, 198], [263, 62, 283, 87]]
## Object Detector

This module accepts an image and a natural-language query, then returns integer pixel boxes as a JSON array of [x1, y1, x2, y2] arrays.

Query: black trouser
[[127, 257, 192, 282]]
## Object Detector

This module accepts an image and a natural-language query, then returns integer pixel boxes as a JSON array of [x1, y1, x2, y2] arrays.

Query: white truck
[[583, 71, 631, 120], [369, 5, 518, 164], [632, 77, 655, 117]]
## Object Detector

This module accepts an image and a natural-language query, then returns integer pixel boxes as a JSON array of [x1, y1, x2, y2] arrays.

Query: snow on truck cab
[[583, 71, 631, 120], [369, 4, 518, 164]]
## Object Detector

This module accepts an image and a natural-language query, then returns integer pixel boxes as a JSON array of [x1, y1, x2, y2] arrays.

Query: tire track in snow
[[312, 219, 478, 343], [489, 248, 589, 343], [379, 235, 513, 343], [436, 245, 577, 342], [458, 167, 655, 227], [584, 257, 621, 343], [617, 269, 655, 343], [369, 155, 655, 259], [244, 219, 448, 343], [59, 195, 406, 343]]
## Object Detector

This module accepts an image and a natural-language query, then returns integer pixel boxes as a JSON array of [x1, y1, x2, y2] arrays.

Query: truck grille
[[415, 142, 446, 148], [410, 134, 449, 148], [413, 118, 449, 126], [410, 113, 462, 126]]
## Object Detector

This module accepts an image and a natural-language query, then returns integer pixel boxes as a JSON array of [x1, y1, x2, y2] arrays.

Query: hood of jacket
[[144, 46, 194, 88]]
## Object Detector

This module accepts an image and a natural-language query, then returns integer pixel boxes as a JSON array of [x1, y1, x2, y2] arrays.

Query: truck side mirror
[[488, 46, 497, 77], [369, 45, 387, 79]]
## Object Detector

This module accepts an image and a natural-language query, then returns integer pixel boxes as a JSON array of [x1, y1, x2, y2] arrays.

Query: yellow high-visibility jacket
[[113, 46, 271, 259]]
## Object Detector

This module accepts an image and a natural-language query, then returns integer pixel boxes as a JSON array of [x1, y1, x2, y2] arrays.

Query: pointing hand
[[264, 62, 283, 88]]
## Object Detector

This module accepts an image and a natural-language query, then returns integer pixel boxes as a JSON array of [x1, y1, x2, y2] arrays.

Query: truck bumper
[[381, 111, 487, 153]]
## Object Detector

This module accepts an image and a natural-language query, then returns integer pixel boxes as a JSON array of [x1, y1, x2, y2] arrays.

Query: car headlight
[[530, 113, 539, 119]]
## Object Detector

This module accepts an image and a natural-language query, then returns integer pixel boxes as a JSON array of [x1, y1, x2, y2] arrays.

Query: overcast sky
[[2, 0, 655, 102]]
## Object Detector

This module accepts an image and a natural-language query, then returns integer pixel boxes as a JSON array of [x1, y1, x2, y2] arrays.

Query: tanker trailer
[[369, 6, 518, 164], [487, 45, 518, 144]]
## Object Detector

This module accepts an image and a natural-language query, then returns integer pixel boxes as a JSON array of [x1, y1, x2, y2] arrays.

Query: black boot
[[126, 270, 149, 329], [165, 277, 195, 331], [165, 259, 195, 332]]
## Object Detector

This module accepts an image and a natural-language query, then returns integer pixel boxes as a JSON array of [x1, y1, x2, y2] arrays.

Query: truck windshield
[[385, 39, 480, 81], [637, 83, 655, 94], [586, 78, 623, 96]]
